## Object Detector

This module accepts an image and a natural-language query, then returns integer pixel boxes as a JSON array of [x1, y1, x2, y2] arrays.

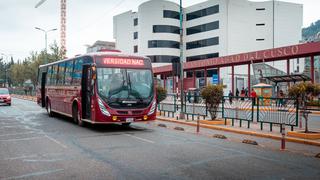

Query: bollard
[[196, 116, 200, 133], [299, 111, 302, 129], [281, 123, 286, 150]]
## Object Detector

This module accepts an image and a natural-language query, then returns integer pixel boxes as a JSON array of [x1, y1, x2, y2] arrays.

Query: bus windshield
[[97, 68, 153, 108]]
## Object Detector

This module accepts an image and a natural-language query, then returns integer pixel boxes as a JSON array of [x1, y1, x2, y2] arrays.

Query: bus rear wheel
[[73, 105, 84, 127], [46, 100, 54, 117]]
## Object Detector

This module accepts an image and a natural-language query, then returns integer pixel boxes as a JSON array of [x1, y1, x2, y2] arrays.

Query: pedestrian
[[279, 90, 284, 107], [228, 90, 234, 104], [245, 87, 249, 97], [250, 88, 257, 106], [236, 88, 239, 97], [240, 87, 245, 101], [187, 90, 191, 103]]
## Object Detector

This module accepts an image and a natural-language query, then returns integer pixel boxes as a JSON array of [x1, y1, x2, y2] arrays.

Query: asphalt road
[[0, 98, 320, 180]]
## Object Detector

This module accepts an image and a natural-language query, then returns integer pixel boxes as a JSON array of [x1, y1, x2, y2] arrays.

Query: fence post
[[257, 97, 260, 123], [197, 116, 200, 133], [281, 123, 286, 150]]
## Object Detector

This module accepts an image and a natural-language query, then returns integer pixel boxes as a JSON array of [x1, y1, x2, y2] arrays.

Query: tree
[[8, 41, 64, 89], [288, 82, 320, 133], [156, 86, 167, 103], [201, 84, 224, 120]]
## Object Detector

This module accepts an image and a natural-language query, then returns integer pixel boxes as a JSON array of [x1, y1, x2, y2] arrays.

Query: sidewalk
[[157, 115, 320, 147], [11, 94, 37, 102]]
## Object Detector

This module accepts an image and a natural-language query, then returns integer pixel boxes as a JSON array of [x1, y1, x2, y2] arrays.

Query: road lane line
[[3, 154, 38, 161], [124, 134, 155, 144], [0, 136, 44, 142], [1, 169, 64, 180], [0, 125, 25, 129], [0, 132, 38, 137], [45, 135, 68, 149]]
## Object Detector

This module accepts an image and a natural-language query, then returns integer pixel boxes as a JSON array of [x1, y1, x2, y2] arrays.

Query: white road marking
[[3, 154, 38, 161], [0, 136, 43, 142], [0, 132, 38, 137], [0, 125, 24, 129], [124, 134, 155, 144], [1, 169, 64, 180], [44, 135, 68, 149]]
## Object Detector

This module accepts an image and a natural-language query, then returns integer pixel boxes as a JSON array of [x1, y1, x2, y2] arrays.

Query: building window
[[256, 8, 266, 11], [187, 21, 219, 35], [186, 37, 219, 50], [148, 40, 180, 49], [153, 25, 180, 34], [187, 5, 219, 21], [133, 32, 138, 39], [186, 53, 219, 62], [134, 45, 138, 53], [148, 55, 179, 63], [134, 18, 138, 26], [256, 23, 265, 26], [163, 10, 180, 20], [256, 38, 265, 41]]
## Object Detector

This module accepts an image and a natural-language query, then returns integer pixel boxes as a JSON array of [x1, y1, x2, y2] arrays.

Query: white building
[[86, 41, 115, 53], [113, 0, 303, 92]]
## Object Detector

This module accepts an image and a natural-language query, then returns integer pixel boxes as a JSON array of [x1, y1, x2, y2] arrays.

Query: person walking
[[250, 88, 257, 106], [236, 88, 240, 97], [240, 87, 245, 101], [228, 90, 234, 104]]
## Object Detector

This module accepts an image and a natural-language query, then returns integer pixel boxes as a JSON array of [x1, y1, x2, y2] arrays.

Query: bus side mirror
[[91, 66, 97, 80]]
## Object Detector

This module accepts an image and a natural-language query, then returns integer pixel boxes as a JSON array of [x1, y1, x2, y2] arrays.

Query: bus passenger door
[[81, 65, 92, 120], [41, 72, 47, 107]]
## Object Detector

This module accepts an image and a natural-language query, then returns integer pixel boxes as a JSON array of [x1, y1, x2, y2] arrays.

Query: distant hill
[[302, 20, 320, 42]]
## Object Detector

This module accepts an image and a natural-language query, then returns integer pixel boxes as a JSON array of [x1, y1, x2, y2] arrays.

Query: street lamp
[[179, 0, 185, 119], [35, 27, 57, 64], [1, 53, 12, 88]]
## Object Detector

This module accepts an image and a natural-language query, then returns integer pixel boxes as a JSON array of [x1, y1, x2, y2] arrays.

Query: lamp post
[[179, 0, 185, 119], [1, 53, 12, 88], [35, 27, 57, 64]]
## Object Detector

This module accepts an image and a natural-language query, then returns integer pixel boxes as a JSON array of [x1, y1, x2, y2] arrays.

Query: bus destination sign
[[103, 58, 145, 66]]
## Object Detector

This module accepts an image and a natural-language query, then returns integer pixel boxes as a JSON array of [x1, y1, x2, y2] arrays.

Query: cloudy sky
[[0, 0, 319, 61]]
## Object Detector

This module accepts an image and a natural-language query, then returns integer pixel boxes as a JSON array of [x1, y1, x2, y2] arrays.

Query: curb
[[12, 95, 36, 102], [157, 116, 320, 147]]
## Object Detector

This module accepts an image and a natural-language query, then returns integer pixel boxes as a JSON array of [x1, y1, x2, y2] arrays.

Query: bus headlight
[[98, 98, 111, 116], [147, 100, 156, 115]]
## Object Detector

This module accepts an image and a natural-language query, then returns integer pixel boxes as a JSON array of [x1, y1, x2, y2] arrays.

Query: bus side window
[[57, 62, 66, 85], [52, 64, 59, 85], [72, 58, 83, 86], [47, 66, 53, 85], [65, 60, 74, 85]]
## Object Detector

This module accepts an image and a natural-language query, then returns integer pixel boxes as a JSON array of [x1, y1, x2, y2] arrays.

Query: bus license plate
[[126, 118, 134, 122]]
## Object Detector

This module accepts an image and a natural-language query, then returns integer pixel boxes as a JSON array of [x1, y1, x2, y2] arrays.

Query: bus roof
[[39, 51, 150, 68]]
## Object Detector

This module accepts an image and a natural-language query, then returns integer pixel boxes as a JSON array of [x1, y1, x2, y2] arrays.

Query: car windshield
[[0, 89, 9, 95], [97, 68, 153, 103]]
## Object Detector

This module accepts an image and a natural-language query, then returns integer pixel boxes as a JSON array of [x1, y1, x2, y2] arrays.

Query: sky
[[0, 0, 319, 62]]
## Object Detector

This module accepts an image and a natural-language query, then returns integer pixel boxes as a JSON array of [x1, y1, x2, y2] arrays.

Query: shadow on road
[[49, 112, 154, 134]]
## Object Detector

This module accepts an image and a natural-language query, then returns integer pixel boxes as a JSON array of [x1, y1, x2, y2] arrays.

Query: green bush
[[288, 82, 320, 133], [201, 84, 224, 120], [156, 86, 167, 103]]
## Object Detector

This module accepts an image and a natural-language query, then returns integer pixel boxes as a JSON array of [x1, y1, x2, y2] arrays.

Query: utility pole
[[179, 0, 185, 119], [35, 27, 57, 64], [35, 0, 67, 57]]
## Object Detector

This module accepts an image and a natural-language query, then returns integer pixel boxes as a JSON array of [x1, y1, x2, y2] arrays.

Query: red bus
[[36, 51, 156, 126]]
